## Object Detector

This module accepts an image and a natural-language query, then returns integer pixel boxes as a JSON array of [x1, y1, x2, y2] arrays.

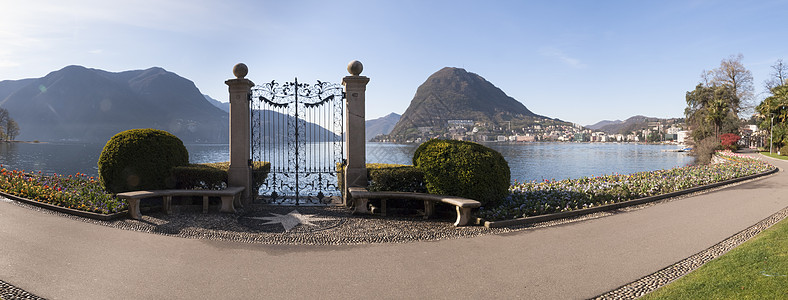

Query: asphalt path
[[2, 155, 787, 299]]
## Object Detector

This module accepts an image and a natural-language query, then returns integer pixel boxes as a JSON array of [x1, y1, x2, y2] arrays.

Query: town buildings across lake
[[0, 142, 693, 183]]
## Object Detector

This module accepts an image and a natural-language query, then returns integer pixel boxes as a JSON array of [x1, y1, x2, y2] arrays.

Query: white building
[[677, 131, 689, 144]]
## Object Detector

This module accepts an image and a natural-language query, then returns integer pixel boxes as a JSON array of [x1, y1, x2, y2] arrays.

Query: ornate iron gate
[[250, 79, 345, 205]]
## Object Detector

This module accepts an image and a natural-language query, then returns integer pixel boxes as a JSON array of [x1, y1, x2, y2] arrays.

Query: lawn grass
[[642, 216, 788, 299], [761, 151, 788, 160]]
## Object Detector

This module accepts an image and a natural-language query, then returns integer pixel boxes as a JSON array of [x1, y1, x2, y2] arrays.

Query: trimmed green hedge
[[98, 129, 189, 193], [367, 163, 426, 193], [198, 161, 271, 195], [172, 164, 227, 190], [413, 139, 510, 207], [337, 163, 427, 194]]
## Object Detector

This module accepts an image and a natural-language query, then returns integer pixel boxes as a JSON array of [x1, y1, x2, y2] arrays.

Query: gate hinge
[[248, 159, 253, 167]]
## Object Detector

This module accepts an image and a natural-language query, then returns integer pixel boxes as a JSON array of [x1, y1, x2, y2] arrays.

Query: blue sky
[[1, 0, 786, 125]]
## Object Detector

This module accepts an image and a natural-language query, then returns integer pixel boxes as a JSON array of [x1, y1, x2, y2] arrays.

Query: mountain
[[590, 115, 684, 135], [387, 67, 564, 141], [0, 65, 228, 142], [205, 94, 229, 113], [586, 119, 623, 130], [0, 78, 36, 101], [252, 109, 339, 142], [365, 113, 400, 141]]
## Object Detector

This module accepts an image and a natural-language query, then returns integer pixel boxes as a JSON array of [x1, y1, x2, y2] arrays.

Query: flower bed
[[478, 152, 775, 221], [0, 166, 125, 214]]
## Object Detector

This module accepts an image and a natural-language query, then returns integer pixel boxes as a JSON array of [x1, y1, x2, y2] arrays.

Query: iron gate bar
[[250, 78, 345, 205]]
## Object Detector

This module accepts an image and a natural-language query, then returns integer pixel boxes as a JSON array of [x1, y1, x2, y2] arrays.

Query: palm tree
[[706, 98, 729, 138]]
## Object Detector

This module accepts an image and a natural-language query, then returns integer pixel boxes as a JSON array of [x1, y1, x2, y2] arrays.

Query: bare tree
[[710, 54, 754, 115], [0, 108, 20, 141], [699, 69, 713, 86], [5, 119, 19, 141], [764, 59, 788, 93], [0, 108, 8, 141]]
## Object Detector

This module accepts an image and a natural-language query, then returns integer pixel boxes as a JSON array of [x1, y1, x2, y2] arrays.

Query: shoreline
[[2, 140, 47, 144]]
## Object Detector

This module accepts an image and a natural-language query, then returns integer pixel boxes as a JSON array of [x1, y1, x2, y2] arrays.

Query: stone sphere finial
[[233, 63, 248, 79], [347, 60, 363, 76]]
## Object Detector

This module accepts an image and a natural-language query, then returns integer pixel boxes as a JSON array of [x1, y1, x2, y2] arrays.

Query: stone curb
[[483, 167, 779, 228], [0, 191, 127, 221], [593, 204, 788, 299]]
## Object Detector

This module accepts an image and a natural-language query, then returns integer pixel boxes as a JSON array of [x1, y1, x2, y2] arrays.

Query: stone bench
[[117, 186, 245, 220], [348, 187, 481, 226]]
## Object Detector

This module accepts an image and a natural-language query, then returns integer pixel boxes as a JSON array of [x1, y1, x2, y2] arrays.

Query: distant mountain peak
[[366, 112, 401, 141], [0, 66, 228, 142], [60, 65, 88, 71], [387, 67, 553, 140], [585, 119, 623, 130], [589, 115, 683, 135]]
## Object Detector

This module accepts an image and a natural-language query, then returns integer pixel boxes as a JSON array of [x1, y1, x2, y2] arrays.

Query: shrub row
[[99, 129, 270, 194], [367, 163, 427, 193], [171, 161, 271, 192], [337, 163, 426, 194], [198, 161, 271, 194], [340, 140, 511, 208]]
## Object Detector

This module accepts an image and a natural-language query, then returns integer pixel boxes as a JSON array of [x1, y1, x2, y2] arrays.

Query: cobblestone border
[[594, 205, 788, 299], [0, 280, 45, 300]]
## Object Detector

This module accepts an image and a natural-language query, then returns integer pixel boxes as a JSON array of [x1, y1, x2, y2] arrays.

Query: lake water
[[0, 142, 694, 182]]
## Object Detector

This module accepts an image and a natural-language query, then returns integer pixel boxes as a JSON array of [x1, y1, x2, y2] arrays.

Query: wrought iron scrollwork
[[250, 78, 345, 205]]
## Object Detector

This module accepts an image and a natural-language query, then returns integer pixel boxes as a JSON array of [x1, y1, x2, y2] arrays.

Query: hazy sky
[[1, 0, 786, 125]]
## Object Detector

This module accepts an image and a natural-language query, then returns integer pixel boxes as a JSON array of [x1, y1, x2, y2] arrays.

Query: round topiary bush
[[98, 129, 189, 193], [413, 139, 510, 207]]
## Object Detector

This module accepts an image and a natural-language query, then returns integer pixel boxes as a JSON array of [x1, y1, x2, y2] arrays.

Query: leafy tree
[[766, 122, 788, 151], [706, 98, 730, 138], [685, 84, 740, 142], [756, 84, 788, 150]]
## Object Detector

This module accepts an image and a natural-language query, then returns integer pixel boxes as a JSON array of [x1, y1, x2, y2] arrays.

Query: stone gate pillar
[[226, 63, 254, 205], [342, 60, 370, 206]]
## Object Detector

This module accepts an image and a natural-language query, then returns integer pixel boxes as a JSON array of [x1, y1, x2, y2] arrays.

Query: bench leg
[[127, 198, 141, 220], [233, 194, 244, 209], [423, 200, 435, 219], [220, 195, 236, 213], [352, 197, 369, 214], [164, 195, 172, 215], [454, 206, 472, 227], [202, 196, 209, 213]]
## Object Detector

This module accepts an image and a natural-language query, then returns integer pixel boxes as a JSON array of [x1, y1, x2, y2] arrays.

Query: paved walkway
[[2, 155, 788, 299]]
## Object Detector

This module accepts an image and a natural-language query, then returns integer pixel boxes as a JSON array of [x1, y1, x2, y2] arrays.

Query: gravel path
[[1, 162, 785, 299], [3, 176, 763, 247]]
